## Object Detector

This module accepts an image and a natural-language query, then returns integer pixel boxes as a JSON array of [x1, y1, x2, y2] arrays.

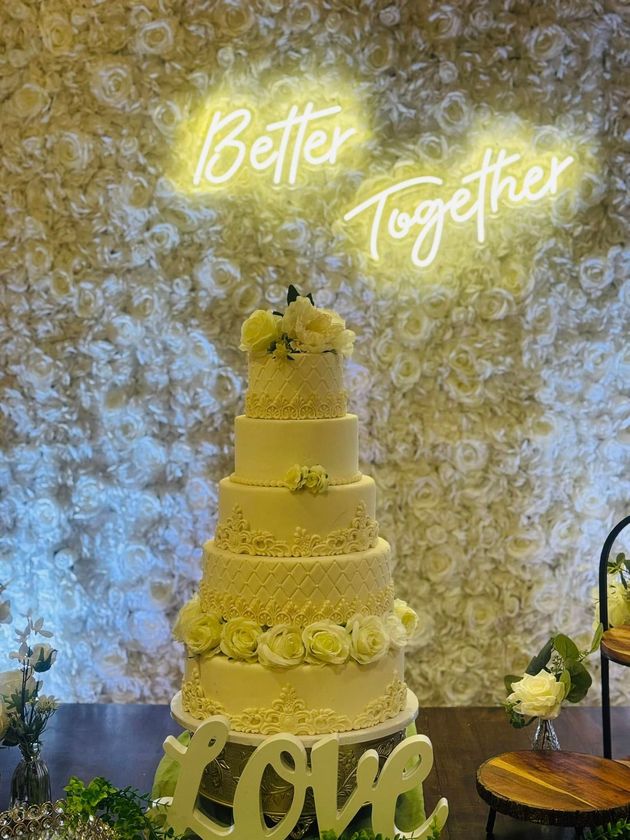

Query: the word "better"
[[193, 102, 357, 188], [343, 148, 575, 268]]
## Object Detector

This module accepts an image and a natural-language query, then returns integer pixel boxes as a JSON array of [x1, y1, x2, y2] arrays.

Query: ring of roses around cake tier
[[173, 600, 418, 665]]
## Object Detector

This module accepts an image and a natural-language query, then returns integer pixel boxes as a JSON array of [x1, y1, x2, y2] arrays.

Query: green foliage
[[64, 776, 183, 840], [607, 552, 630, 588], [319, 821, 441, 840], [525, 637, 554, 676], [585, 819, 630, 838]]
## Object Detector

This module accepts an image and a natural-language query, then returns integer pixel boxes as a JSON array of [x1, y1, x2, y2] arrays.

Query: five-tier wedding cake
[[172, 287, 418, 741]]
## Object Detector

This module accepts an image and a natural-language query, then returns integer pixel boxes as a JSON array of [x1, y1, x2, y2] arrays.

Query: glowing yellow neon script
[[343, 148, 575, 269], [193, 101, 357, 188]]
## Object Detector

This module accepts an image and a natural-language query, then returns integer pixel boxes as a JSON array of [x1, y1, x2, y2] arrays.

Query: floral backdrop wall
[[0, 0, 628, 706]]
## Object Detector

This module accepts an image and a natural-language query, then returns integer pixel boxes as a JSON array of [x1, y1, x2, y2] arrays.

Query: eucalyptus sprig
[[504, 625, 602, 728]]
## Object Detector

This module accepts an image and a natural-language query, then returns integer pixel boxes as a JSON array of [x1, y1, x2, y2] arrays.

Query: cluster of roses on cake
[[240, 294, 356, 357], [173, 597, 418, 668]]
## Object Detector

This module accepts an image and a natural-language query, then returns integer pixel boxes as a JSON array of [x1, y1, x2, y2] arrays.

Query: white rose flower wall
[[0, 0, 628, 706]]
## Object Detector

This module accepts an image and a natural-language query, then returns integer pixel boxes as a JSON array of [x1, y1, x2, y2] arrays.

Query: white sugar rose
[[302, 621, 350, 665], [182, 614, 222, 656], [284, 464, 307, 491], [257, 625, 305, 668], [304, 465, 329, 495], [240, 310, 282, 354], [507, 670, 567, 720], [385, 614, 408, 649], [172, 595, 204, 642], [220, 618, 261, 662], [347, 614, 389, 664], [393, 600, 419, 638]]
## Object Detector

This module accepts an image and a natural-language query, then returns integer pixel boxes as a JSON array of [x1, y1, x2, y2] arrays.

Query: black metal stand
[[598, 515, 630, 760], [485, 807, 496, 835]]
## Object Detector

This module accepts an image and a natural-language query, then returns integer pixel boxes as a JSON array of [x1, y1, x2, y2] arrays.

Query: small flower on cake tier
[[347, 614, 389, 664], [220, 617, 262, 663], [302, 620, 351, 665], [257, 625, 305, 668], [172, 595, 203, 641], [284, 464, 329, 494]]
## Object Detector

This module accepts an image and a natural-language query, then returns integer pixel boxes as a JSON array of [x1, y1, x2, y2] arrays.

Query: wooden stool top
[[601, 627, 630, 666], [476, 750, 630, 828]]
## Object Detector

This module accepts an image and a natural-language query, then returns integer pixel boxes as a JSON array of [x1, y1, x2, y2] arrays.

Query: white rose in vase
[[506, 670, 567, 720]]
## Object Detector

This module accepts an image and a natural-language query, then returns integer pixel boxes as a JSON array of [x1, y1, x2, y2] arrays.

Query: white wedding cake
[[173, 288, 418, 737]]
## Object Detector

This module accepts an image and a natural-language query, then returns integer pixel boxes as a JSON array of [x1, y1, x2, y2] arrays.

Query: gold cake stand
[[170, 689, 419, 838]]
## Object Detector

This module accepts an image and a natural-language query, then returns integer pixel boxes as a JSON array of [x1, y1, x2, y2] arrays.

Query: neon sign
[[193, 101, 358, 188], [343, 148, 575, 269]]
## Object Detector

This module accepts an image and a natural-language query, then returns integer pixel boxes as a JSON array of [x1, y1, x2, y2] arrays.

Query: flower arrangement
[[0, 583, 59, 758], [284, 464, 329, 494], [598, 552, 630, 628], [172, 596, 418, 668], [504, 627, 601, 727], [240, 285, 355, 358]]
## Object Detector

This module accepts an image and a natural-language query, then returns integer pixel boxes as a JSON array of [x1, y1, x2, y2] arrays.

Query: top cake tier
[[245, 353, 347, 420]]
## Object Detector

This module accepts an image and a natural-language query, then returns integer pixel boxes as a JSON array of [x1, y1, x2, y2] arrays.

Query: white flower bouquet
[[239, 285, 355, 358], [504, 627, 601, 727]]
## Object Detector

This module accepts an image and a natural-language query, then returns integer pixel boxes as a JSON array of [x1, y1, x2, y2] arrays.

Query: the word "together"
[[343, 148, 575, 268], [193, 102, 357, 187]]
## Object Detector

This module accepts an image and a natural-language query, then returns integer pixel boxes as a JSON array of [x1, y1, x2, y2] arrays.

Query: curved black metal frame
[[599, 515, 630, 759]]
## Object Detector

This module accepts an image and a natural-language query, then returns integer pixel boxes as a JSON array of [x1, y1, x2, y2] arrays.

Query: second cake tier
[[216, 476, 377, 557]]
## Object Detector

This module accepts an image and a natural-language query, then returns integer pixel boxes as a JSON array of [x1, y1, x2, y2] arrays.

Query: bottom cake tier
[[171, 687, 420, 833], [182, 648, 407, 735]]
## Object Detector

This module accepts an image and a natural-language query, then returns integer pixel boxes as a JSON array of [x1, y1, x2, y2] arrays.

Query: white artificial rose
[[385, 614, 408, 649], [347, 614, 389, 665], [302, 621, 351, 665], [172, 595, 204, 642], [11, 83, 49, 119], [89, 59, 134, 110], [135, 20, 175, 55], [507, 670, 567, 720], [257, 625, 305, 668], [239, 310, 281, 354], [393, 600, 419, 638], [605, 581, 630, 628], [182, 614, 222, 656], [220, 618, 261, 662]]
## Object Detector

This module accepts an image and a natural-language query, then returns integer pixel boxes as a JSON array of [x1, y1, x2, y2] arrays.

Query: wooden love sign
[[162, 716, 448, 840]]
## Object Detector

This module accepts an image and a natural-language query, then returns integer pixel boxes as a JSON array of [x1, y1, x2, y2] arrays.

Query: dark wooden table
[[1, 705, 628, 839]]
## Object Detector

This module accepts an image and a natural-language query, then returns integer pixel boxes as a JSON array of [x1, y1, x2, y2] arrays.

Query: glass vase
[[10, 743, 52, 807], [531, 718, 560, 751]]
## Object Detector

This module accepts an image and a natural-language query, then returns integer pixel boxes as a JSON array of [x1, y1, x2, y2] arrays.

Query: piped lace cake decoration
[[182, 671, 408, 734], [245, 391, 347, 420], [229, 471, 362, 488], [199, 583, 395, 628], [214, 501, 379, 557]]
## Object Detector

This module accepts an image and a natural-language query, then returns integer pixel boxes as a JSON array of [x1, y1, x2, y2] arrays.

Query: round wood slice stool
[[476, 750, 630, 838]]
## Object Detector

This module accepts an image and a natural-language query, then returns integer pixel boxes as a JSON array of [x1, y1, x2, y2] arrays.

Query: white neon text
[[193, 101, 357, 187], [343, 148, 575, 268]]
